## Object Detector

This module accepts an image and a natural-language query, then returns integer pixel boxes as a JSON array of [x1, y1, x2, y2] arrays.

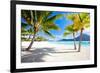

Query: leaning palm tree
[[63, 24, 78, 50], [21, 10, 62, 51], [65, 13, 90, 52], [64, 13, 80, 50], [77, 13, 90, 52]]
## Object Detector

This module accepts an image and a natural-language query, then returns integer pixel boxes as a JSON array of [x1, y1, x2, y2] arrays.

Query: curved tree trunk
[[73, 32, 77, 50], [26, 10, 37, 51], [78, 28, 83, 52], [26, 33, 36, 51]]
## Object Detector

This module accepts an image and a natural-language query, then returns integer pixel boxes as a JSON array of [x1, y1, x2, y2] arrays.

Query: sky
[[46, 11, 73, 40], [21, 11, 90, 41]]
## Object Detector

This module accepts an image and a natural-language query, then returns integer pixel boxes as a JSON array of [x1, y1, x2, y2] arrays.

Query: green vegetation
[[63, 13, 90, 51], [21, 10, 90, 52], [22, 36, 48, 41], [34, 36, 48, 41], [21, 10, 62, 51]]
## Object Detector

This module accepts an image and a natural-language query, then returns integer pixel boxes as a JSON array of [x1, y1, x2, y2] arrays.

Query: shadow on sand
[[21, 47, 56, 63]]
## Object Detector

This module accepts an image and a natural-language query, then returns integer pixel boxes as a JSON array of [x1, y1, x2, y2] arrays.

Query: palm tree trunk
[[26, 33, 36, 51], [78, 28, 83, 52], [73, 32, 77, 50], [26, 10, 37, 51]]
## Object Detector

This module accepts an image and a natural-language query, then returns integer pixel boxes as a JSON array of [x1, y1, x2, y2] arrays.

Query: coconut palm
[[65, 13, 90, 52], [64, 24, 78, 50], [64, 14, 80, 50], [77, 13, 90, 52], [21, 10, 62, 51]]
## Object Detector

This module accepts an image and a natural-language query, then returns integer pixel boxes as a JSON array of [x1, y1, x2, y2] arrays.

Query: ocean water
[[48, 41, 90, 47]]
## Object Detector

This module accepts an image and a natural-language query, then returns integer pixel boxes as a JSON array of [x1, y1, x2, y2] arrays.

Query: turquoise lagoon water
[[48, 41, 90, 47]]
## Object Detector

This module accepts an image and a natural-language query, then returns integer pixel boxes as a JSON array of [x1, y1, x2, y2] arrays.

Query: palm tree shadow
[[21, 47, 56, 63]]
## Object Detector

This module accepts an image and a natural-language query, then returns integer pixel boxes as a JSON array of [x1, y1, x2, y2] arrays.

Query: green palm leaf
[[43, 29, 55, 38], [65, 25, 74, 32], [42, 23, 60, 30], [63, 31, 72, 37], [42, 14, 63, 25]]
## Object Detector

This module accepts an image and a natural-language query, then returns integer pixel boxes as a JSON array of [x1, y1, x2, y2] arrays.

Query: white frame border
[[16, 4, 95, 69]]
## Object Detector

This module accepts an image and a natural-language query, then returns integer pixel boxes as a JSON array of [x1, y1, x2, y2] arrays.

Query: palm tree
[[64, 24, 78, 50], [77, 13, 90, 52], [21, 10, 62, 51], [64, 14, 80, 50], [65, 13, 90, 52], [64, 13, 90, 51]]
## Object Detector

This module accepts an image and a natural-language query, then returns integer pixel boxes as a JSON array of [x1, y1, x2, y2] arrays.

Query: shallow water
[[48, 41, 90, 47]]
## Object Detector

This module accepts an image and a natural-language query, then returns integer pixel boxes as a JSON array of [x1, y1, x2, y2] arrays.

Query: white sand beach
[[21, 41, 90, 62]]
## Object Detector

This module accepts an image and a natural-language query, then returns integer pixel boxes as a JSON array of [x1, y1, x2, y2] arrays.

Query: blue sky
[[39, 11, 90, 40], [47, 11, 73, 40], [21, 11, 90, 40]]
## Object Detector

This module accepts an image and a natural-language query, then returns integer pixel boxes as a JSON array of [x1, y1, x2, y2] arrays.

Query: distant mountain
[[59, 34, 90, 41], [75, 34, 90, 41], [59, 39, 73, 41]]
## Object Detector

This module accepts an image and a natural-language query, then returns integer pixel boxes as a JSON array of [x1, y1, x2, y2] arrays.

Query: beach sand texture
[[21, 42, 90, 62]]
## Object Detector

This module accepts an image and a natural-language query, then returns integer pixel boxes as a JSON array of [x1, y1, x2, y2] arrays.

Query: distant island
[[59, 34, 90, 41]]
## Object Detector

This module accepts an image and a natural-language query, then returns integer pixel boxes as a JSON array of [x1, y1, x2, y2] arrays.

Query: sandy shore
[[21, 41, 90, 62]]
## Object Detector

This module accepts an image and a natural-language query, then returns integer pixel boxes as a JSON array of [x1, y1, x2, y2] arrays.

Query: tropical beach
[[21, 10, 90, 63]]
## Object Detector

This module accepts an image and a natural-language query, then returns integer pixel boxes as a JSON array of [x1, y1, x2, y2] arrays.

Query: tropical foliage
[[21, 10, 62, 51], [21, 10, 90, 52], [64, 14, 79, 50], [34, 36, 48, 41], [64, 13, 90, 51]]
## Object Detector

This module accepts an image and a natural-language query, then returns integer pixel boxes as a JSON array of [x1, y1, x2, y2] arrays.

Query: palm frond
[[42, 14, 63, 25], [63, 32, 72, 37], [65, 25, 74, 32], [43, 29, 55, 38], [66, 13, 76, 20], [42, 23, 60, 31], [79, 13, 89, 21]]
